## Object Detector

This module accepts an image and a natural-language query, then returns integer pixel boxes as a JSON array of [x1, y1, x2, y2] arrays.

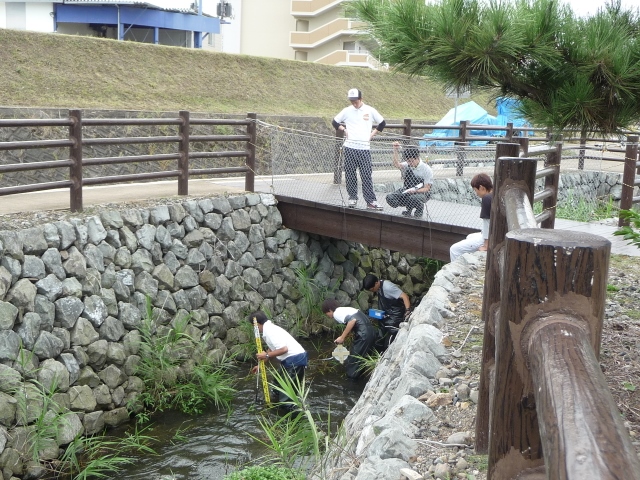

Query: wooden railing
[[475, 143, 640, 479], [0, 110, 257, 212]]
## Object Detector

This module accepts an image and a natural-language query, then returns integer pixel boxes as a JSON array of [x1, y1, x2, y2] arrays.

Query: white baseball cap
[[347, 88, 362, 100]]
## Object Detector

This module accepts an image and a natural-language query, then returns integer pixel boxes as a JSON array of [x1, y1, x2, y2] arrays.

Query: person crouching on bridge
[[321, 299, 377, 379], [449, 173, 493, 262], [385, 142, 433, 217], [250, 311, 308, 408]]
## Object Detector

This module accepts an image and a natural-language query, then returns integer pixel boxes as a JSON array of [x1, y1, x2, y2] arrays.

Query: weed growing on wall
[[134, 298, 236, 415], [292, 259, 338, 337], [417, 257, 445, 291], [3, 351, 157, 480]]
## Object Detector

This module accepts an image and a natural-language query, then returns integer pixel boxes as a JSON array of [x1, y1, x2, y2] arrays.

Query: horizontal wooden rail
[[535, 166, 557, 179], [0, 118, 73, 127], [188, 166, 250, 176], [82, 153, 181, 166], [534, 210, 552, 224], [0, 109, 258, 211], [190, 118, 252, 126], [528, 316, 640, 478], [189, 134, 251, 142], [83, 136, 181, 146], [0, 139, 74, 151], [82, 118, 181, 126], [0, 160, 74, 173], [533, 188, 554, 203], [0, 181, 73, 195], [190, 150, 249, 159], [503, 186, 537, 230]]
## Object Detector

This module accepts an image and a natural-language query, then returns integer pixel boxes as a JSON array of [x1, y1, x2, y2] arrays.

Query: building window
[[343, 41, 356, 52], [296, 20, 309, 32], [295, 51, 308, 61]]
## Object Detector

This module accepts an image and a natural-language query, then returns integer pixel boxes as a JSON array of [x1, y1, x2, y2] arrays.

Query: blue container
[[368, 308, 385, 319]]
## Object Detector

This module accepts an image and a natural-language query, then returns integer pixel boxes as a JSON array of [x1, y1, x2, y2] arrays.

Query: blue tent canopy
[[420, 98, 531, 147]]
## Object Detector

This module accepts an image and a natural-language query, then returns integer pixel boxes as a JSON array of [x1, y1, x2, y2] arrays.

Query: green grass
[[0, 29, 495, 119]]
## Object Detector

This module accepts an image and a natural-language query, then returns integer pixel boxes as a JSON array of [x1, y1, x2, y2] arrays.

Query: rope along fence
[[256, 121, 633, 230]]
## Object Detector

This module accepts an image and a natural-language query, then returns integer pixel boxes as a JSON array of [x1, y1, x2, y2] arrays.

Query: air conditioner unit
[[217, 2, 232, 18]]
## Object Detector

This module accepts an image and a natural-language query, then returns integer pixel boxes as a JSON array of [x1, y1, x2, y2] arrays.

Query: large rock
[[38, 358, 70, 392], [6, 278, 37, 311]]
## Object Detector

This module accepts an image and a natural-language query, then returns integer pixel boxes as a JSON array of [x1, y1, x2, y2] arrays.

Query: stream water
[[106, 338, 366, 480]]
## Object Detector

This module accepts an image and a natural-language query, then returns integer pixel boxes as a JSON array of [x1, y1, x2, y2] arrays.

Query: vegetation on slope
[[0, 29, 494, 119]]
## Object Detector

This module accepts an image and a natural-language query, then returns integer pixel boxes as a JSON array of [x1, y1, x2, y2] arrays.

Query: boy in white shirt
[[321, 299, 377, 379], [250, 311, 308, 405]]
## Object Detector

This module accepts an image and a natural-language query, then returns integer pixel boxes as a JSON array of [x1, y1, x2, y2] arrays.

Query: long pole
[[253, 319, 271, 406]]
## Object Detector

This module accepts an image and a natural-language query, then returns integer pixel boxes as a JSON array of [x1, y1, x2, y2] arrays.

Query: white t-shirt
[[333, 103, 384, 150], [262, 320, 305, 361], [332, 306, 359, 324], [400, 160, 433, 186]]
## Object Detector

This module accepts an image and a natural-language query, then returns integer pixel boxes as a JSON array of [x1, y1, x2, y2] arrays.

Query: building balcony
[[291, 0, 343, 17], [314, 50, 387, 70], [290, 18, 365, 48]]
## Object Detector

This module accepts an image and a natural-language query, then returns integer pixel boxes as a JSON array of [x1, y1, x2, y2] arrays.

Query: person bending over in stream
[[321, 299, 377, 379], [250, 311, 308, 407]]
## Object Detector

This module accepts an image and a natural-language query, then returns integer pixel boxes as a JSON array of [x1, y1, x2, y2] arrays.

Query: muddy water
[[108, 339, 366, 480]]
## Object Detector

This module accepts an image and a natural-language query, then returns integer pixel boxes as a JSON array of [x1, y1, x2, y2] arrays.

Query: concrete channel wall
[[0, 192, 434, 479]]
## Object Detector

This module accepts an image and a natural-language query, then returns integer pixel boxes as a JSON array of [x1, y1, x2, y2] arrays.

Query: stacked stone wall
[[0, 192, 433, 479]]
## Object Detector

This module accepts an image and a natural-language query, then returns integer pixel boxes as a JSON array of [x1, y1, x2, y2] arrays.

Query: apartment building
[[227, 0, 383, 69]]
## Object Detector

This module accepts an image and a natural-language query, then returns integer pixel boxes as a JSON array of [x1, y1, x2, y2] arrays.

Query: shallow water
[[107, 339, 366, 480]]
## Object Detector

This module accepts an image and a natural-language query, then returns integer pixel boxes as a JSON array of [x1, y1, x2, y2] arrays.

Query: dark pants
[[344, 147, 377, 204], [345, 312, 377, 379], [277, 352, 308, 404], [386, 189, 428, 215]]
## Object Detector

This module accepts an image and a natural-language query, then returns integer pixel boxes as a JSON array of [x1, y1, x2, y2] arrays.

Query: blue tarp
[[420, 97, 532, 147]]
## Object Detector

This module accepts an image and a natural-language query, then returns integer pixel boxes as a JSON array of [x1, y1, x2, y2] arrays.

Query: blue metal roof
[[56, 2, 219, 32]]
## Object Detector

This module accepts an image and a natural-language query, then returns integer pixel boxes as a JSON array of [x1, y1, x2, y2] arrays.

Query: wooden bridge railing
[[475, 143, 640, 479], [0, 110, 257, 212]]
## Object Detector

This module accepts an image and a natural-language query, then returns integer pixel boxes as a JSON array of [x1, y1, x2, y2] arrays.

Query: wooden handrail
[[476, 145, 640, 479], [0, 110, 258, 212]]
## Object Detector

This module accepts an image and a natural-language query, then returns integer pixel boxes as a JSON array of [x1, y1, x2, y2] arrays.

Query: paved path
[[1, 177, 638, 257]]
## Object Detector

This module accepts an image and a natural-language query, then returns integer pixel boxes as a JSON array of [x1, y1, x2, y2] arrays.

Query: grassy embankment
[[0, 28, 495, 119]]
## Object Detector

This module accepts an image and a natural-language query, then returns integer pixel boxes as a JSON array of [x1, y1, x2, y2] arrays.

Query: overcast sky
[[150, 0, 639, 17], [562, 0, 638, 17]]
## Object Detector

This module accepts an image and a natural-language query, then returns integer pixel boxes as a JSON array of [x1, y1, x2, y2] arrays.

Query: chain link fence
[[258, 121, 632, 228]]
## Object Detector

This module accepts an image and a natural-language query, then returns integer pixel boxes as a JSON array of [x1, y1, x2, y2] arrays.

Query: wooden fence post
[[455, 120, 468, 176], [487, 228, 637, 479], [69, 109, 83, 212], [178, 110, 190, 196], [619, 135, 639, 227], [505, 122, 513, 142], [403, 118, 412, 139], [246, 112, 257, 192], [475, 143, 525, 454], [540, 141, 563, 229], [334, 128, 344, 184], [578, 130, 586, 170]]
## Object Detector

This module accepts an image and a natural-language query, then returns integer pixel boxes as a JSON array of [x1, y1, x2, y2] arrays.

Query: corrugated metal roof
[[60, 1, 196, 14]]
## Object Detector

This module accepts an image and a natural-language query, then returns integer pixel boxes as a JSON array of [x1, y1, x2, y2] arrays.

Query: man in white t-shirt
[[250, 311, 308, 406], [386, 142, 433, 217], [332, 88, 386, 211]]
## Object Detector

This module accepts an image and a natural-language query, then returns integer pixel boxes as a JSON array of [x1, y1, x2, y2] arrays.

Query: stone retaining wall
[[315, 253, 484, 480], [0, 192, 433, 479], [381, 171, 626, 207]]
